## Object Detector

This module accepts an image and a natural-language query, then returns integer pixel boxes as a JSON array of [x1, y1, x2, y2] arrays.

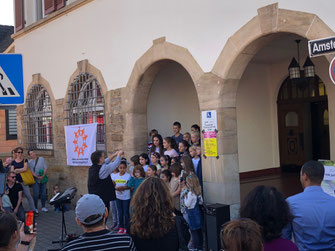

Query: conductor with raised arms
[[88, 150, 124, 212]]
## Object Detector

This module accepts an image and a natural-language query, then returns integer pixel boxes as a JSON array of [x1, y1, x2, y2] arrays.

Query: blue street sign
[[0, 54, 24, 105]]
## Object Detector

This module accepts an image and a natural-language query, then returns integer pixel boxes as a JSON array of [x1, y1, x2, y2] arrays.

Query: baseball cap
[[75, 194, 106, 225]]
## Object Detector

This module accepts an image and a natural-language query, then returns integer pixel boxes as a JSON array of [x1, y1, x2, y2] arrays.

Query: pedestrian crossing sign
[[0, 54, 24, 105]]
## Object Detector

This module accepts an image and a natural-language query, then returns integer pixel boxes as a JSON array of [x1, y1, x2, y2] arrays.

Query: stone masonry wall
[[15, 88, 125, 203]]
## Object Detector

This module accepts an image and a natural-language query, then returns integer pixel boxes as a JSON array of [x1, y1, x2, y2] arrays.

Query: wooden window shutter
[[44, 0, 56, 15], [14, 0, 24, 32], [56, 0, 65, 10]]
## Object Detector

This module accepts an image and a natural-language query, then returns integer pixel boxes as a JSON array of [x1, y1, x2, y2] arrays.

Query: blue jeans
[[32, 182, 47, 208], [116, 199, 130, 228], [15, 204, 25, 222]]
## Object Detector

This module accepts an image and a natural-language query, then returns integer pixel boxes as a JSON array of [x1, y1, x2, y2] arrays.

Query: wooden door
[[278, 104, 305, 166], [311, 101, 330, 160]]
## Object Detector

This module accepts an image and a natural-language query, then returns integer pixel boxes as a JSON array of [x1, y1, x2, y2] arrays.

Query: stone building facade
[[12, 0, 335, 215]]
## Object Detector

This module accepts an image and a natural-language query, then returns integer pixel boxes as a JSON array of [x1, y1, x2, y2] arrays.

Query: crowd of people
[[87, 122, 205, 250], [1, 121, 335, 251], [0, 147, 50, 222]]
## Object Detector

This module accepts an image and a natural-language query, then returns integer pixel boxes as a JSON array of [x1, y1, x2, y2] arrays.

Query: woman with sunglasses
[[10, 147, 37, 214]]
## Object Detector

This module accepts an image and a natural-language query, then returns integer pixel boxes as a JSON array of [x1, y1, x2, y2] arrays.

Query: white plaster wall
[[147, 62, 200, 139], [237, 61, 291, 173], [237, 63, 276, 173], [14, 0, 335, 100]]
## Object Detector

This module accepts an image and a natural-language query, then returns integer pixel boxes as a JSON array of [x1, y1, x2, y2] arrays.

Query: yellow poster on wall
[[204, 131, 218, 157], [202, 110, 218, 158]]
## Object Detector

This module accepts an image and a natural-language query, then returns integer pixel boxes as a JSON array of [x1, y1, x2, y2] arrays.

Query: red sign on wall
[[330, 57, 335, 85]]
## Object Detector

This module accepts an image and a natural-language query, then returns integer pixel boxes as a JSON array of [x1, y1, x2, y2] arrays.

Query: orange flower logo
[[73, 127, 88, 157]]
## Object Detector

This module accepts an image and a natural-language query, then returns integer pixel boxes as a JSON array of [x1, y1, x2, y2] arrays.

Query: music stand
[[48, 187, 77, 251]]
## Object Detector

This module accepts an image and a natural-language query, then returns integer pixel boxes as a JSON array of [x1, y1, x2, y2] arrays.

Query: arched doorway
[[123, 40, 203, 157], [234, 32, 333, 200], [147, 60, 200, 138], [277, 75, 330, 169]]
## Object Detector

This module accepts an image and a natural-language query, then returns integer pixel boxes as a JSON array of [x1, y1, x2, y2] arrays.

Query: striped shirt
[[61, 229, 136, 251]]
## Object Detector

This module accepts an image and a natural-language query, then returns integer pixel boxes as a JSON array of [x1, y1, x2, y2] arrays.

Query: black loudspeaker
[[205, 203, 230, 251]]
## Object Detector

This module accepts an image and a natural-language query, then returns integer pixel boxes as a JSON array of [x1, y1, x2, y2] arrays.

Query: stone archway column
[[197, 73, 240, 217]]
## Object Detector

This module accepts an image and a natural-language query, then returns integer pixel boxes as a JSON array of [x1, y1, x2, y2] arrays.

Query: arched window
[[278, 75, 327, 102], [24, 84, 53, 150], [65, 73, 105, 150]]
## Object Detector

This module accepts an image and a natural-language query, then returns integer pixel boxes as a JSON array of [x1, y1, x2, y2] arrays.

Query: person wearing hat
[[61, 194, 136, 251]]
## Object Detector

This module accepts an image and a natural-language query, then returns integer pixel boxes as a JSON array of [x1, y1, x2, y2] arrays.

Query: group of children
[[109, 122, 204, 249]]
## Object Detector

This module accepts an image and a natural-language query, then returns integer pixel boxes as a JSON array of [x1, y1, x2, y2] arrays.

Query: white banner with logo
[[65, 123, 97, 166]]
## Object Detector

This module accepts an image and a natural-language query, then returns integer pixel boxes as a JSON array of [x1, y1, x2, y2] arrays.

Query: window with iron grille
[[24, 84, 53, 150], [65, 73, 105, 150]]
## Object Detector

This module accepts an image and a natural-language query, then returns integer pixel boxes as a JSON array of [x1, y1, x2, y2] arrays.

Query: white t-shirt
[[111, 172, 131, 200]]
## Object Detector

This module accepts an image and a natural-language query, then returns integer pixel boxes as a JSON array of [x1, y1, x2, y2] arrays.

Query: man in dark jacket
[[88, 150, 123, 211]]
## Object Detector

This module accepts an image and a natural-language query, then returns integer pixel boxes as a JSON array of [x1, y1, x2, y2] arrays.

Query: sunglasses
[[9, 176, 16, 179], [17, 152, 23, 154]]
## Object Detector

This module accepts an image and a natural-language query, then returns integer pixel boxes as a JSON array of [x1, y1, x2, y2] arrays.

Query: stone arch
[[26, 74, 56, 110], [213, 3, 335, 93], [210, 3, 335, 164], [123, 38, 204, 156], [64, 59, 108, 106], [197, 3, 335, 209]]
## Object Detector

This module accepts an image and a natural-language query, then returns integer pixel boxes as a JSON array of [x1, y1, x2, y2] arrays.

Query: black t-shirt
[[11, 159, 28, 183], [130, 224, 179, 251], [8, 182, 23, 209]]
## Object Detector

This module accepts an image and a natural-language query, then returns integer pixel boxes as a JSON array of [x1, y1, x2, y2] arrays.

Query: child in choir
[[171, 156, 180, 165], [150, 134, 165, 156], [111, 160, 131, 234], [183, 132, 192, 145], [183, 174, 203, 251], [128, 165, 145, 195], [163, 137, 179, 158], [150, 152, 161, 175], [181, 155, 195, 175], [170, 163, 182, 216], [191, 124, 200, 133], [179, 140, 190, 157], [139, 153, 150, 172], [191, 131, 201, 146], [195, 144, 203, 187], [160, 169, 172, 186], [147, 129, 158, 152], [171, 121, 183, 145], [146, 165, 158, 177], [129, 155, 140, 177], [160, 155, 171, 171], [110, 168, 119, 231], [190, 145, 203, 187]]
